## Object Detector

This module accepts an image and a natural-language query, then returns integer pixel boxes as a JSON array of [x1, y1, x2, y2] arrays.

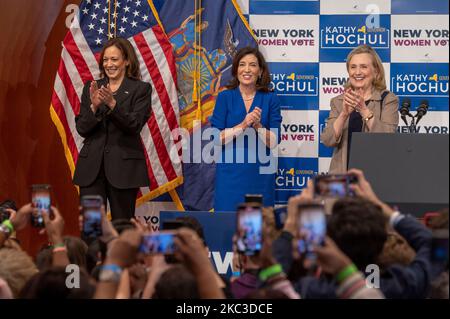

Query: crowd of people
[[0, 169, 447, 299], [0, 35, 447, 301]]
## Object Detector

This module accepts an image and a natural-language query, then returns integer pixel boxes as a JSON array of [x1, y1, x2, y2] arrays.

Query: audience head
[[0, 248, 38, 297], [152, 264, 199, 299], [327, 197, 388, 270], [19, 267, 95, 299]]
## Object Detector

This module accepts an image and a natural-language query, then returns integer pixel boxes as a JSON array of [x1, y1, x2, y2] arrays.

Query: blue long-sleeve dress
[[210, 88, 282, 211]]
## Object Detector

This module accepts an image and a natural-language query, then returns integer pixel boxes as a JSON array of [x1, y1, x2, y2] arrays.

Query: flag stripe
[[53, 74, 84, 152], [51, 91, 79, 164], [130, 38, 176, 185], [61, 47, 85, 101], [142, 28, 180, 127], [151, 25, 178, 89], [131, 33, 181, 178], [57, 59, 81, 116], [147, 111, 178, 182], [68, 14, 99, 79], [133, 32, 179, 134], [63, 31, 95, 83], [141, 121, 168, 186]]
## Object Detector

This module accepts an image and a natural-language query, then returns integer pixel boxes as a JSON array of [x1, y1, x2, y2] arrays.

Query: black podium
[[348, 133, 449, 217]]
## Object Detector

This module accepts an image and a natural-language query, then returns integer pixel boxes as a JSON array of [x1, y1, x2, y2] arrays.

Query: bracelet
[[53, 242, 66, 248], [99, 264, 123, 283], [259, 264, 283, 282], [101, 264, 123, 273], [52, 246, 67, 253], [1, 220, 14, 233], [363, 111, 374, 122], [336, 264, 358, 283]]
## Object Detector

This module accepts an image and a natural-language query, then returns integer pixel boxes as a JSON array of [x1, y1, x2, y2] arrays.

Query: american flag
[[50, 0, 183, 205]]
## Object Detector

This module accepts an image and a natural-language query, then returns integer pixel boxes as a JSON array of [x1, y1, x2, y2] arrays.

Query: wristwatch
[[363, 112, 374, 122]]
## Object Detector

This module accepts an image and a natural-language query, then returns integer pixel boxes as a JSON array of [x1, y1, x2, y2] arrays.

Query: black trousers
[[79, 162, 138, 221]]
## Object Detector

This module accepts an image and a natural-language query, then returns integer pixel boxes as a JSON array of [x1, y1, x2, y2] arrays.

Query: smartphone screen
[[81, 195, 103, 239], [236, 204, 263, 255], [297, 204, 326, 260], [31, 184, 51, 228], [314, 175, 353, 198], [139, 231, 176, 255], [431, 229, 449, 263]]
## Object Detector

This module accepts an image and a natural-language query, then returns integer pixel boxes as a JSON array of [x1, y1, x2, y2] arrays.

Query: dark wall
[[0, 0, 81, 256]]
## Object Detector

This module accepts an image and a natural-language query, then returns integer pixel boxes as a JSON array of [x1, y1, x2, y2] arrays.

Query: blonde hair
[[345, 45, 387, 91], [377, 230, 416, 268], [0, 248, 38, 297]]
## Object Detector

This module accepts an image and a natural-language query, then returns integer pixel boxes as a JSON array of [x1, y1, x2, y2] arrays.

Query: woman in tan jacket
[[321, 45, 399, 174]]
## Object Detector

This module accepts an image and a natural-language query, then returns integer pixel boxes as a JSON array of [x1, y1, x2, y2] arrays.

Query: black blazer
[[73, 77, 152, 189]]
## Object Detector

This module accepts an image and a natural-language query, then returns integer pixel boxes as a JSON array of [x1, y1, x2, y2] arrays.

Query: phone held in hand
[[30, 184, 51, 228], [297, 203, 326, 261], [313, 174, 357, 198], [139, 231, 177, 255], [236, 203, 263, 256], [81, 195, 103, 239]]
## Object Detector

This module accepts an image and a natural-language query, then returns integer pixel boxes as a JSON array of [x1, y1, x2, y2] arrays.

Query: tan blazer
[[321, 89, 399, 174]]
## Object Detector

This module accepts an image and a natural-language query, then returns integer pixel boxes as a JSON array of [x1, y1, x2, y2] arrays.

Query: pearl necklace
[[242, 95, 255, 101]]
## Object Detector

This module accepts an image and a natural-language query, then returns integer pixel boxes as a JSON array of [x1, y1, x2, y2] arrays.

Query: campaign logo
[[391, 63, 449, 111], [391, 15, 449, 62], [392, 0, 449, 14], [275, 157, 317, 204], [249, 0, 319, 15], [270, 62, 319, 109], [318, 110, 334, 158], [320, 15, 390, 62], [250, 14, 319, 62], [279, 110, 319, 158]]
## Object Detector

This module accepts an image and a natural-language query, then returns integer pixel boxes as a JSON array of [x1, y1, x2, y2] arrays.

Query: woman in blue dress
[[210, 47, 282, 211]]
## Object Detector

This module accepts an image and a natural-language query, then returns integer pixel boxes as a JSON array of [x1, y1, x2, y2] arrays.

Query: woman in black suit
[[73, 37, 152, 220]]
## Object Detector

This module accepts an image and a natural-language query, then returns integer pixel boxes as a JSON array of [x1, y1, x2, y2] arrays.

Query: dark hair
[[327, 197, 388, 270], [226, 46, 271, 92], [152, 265, 199, 299], [98, 37, 141, 80], [19, 267, 95, 299], [35, 236, 88, 271], [175, 216, 207, 247]]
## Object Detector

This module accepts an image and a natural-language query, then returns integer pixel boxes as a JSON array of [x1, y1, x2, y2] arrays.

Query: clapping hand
[[344, 88, 369, 115], [99, 84, 117, 109], [242, 107, 262, 129], [89, 81, 102, 112]]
